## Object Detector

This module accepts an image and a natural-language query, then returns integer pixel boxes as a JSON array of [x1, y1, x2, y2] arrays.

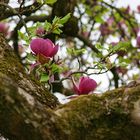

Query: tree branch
[[0, 2, 43, 21], [1, 33, 140, 140]]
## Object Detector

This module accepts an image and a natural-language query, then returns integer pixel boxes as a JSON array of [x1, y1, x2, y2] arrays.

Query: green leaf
[[118, 57, 131, 65], [44, 21, 52, 31], [118, 62, 128, 67], [26, 53, 36, 61], [36, 0, 43, 3], [85, 5, 92, 16], [67, 48, 85, 56], [94, 15, 104, 23], [93, 5, 102, 12], [18, 31, 29, 43], [53, 28, 62, 34], [18, 31, 24, 39], [109, 41, 130, 54], [51, 64, 63, 73], [44, 0, 57, 4], [52, 16, 60, 24], [95, 43, 103, 50], [40, 73, 49, 82], [60, 13, 71, 24]]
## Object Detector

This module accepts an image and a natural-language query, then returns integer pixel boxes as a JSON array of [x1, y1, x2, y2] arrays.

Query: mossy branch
[[0, 33, 140, 140]]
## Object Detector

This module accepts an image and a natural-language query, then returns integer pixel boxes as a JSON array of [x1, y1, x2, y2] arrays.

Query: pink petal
[[40, 39, 56, 57], [137, 5, 140, 13], [137, 36, 140, 47], [79, 77, 97, 95], [45, 39, 54, 47], [49, 45, 59, 57], [39, 39, 52, 57], [79, 76, 89, 83], [73, 84, 80, 95], [30, 38, 44, 54], [30, 62, 40, 71], [30, 38, 59, 58], [66, 94, 78, 99]]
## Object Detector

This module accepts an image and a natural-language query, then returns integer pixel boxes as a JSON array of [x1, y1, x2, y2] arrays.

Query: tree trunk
[[0, 33, 140, 140]]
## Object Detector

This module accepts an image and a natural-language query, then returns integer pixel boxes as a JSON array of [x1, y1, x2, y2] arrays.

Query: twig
[[0, 2, 30, 37]]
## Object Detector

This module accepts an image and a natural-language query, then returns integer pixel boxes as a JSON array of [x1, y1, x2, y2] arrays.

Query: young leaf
[[40, 73, 49, 82], [44, 21, 52, 31], [60, 13, 71, 24], [109, 41, 130, 54], [26, 53, 36, 61], [36, 0, 43, 4], [95, 43, 103, 50], [53, 28, 62, 34], [45, 0, 57, 4]]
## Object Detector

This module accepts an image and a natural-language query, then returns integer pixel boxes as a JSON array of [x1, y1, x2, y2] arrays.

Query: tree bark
[[0, 33, 140, 140]]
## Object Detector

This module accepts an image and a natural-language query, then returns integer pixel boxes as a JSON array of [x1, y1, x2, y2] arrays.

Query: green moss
[[54, 86, 140, 140], [0, 45, 59, 109]]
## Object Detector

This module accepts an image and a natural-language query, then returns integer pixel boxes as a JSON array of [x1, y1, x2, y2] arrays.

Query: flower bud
[[73, 76, 97, 95], [36, 27, 45, 36]]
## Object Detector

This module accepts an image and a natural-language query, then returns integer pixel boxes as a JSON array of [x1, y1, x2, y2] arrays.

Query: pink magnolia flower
[[36, 27, 45, 36], [125, 5, 130, 14], [100, 23, 111, 36], [136, 36, 140, 47], [73, 76, 97, 95], [107, 17, 114, 26], [137, 5, 140, 13], [118, 21, 127, 36], [30, 38, 59, 58], [0, 22, 9, 36]]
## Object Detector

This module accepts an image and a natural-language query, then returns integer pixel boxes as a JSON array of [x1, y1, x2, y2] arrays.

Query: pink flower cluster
[[30, 38, 59, 59], [73, 76, 97, 95], [99, 17, 115, 36]]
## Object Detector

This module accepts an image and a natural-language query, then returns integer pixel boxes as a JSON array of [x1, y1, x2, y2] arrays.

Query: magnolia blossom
[[30, 38, 59, 58], [73, 76, 97, 95], [136, 36, 140, 47], [107, 17, 114, 26], [100, 23, 111, 36], [0, 22, 9, 36], [36, 27, 45, 36], [118, 21, 127, 36], [137, 5, 140, 13], [125, 5, 130, 14]]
